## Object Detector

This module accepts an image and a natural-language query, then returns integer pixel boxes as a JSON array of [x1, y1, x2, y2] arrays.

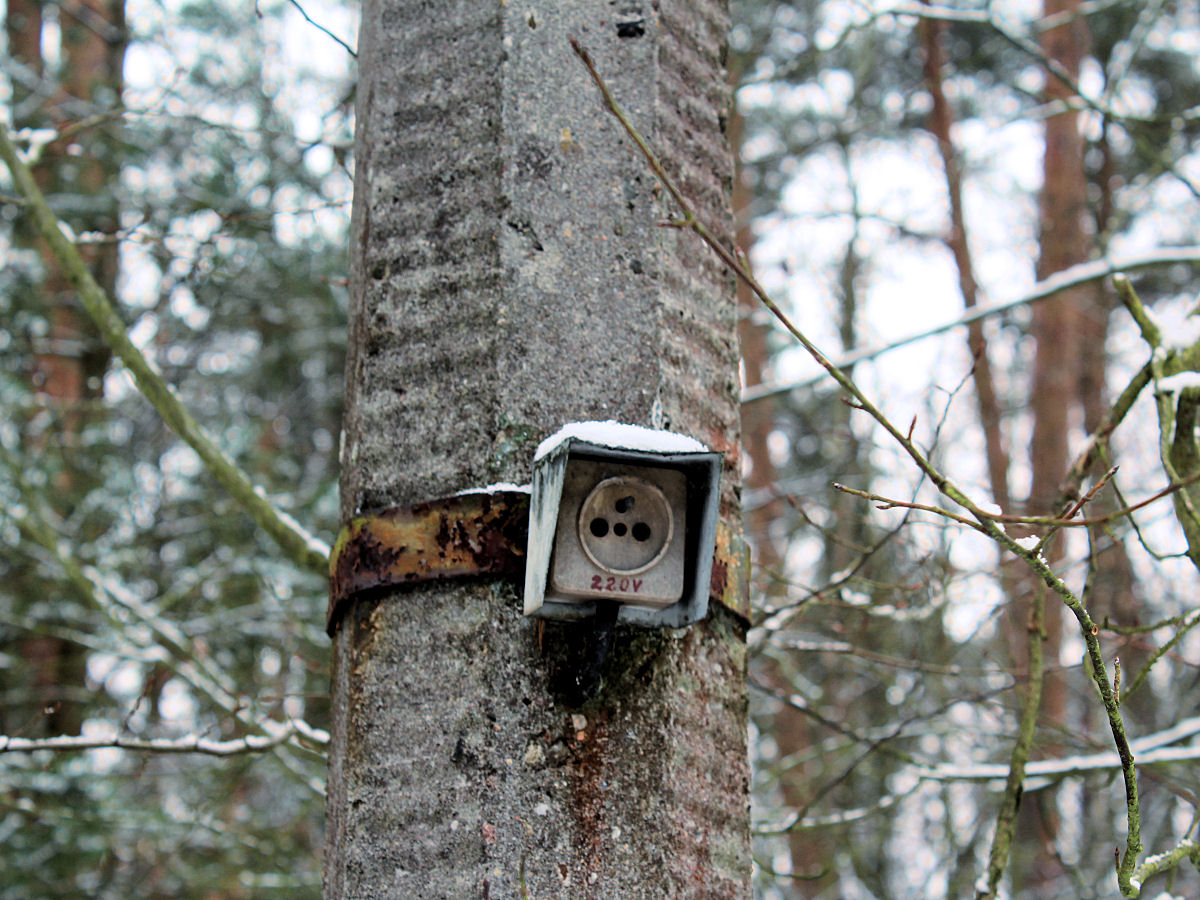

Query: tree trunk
[[324, 2, 749, 897], [920, 11, 1012, 515], [6, 0, 125, 738], [1013, 1, 1090, 891], [727, 73, 781, 585]]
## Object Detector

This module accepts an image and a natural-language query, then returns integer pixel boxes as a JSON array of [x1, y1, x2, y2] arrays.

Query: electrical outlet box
[[523, 422, 722, 628]]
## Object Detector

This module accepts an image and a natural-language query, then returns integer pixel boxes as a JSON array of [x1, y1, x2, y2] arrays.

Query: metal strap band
[[327, 491, 749, 635]]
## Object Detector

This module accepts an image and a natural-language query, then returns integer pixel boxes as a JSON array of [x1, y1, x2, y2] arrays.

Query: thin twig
[[837, 471, 1200, 530], [256, 0, 357, 57], [832, 483, 985, 532], [1124, 609, 1200, 701], [1059, 465, 1119, 521], [980, 581, 1045, 899]]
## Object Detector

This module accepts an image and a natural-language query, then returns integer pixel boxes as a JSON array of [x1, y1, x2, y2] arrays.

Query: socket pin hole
[[632, 522, 651, 542], [613, 522, 627, 537], [615, 496, 635, 514], [589, 517, 609, 537]]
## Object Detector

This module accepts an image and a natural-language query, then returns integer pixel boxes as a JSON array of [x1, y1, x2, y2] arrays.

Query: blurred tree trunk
[[923, 2, 1143, 892], [920, 11, 1011, 515], [323, 1, 749, 896], [728, 73, 782, 585], [730, 90, 828, 892], [823, 200, 871, 581], [1019, 0, 1091, 890], [5, 0, 125, 737]]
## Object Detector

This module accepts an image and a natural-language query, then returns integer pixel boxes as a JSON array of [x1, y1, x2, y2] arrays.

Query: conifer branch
[[0, 122, 330, 576]]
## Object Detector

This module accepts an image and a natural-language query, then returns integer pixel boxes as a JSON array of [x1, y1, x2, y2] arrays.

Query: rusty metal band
[[327, 491, 530, 636], [327, 491, 750, 636]]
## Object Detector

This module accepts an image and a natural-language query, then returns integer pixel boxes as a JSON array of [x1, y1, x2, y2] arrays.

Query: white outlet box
[[523, 422, 721, 628]]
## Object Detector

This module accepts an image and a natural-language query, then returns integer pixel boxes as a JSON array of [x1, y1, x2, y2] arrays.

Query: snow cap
[[534, 420, 709, 461]]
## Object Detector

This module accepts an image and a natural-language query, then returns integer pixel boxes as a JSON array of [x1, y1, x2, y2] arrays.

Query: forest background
[[2, 0, 1200, 898]]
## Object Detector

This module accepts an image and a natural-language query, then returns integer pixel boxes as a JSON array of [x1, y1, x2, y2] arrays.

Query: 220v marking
[[591, 575, 643, 593]]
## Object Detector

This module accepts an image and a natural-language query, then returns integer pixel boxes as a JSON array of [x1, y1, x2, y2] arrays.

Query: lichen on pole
[[323, 1, 749, 896]]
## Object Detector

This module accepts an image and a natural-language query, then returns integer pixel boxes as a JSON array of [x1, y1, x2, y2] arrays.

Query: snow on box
[[534, 420, 709, 461], [454, 482, 532, 496]]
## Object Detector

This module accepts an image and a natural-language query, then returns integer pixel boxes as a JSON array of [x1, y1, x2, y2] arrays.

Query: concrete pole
[[325, 1, 748, 896]]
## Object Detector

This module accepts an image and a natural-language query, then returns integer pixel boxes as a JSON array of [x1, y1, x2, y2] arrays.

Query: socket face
[[577, 476, 674, 575], [550, 459, 686, 608]]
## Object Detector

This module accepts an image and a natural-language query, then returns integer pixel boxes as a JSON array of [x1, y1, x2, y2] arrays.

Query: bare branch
[[836, 470, 1200, 530]]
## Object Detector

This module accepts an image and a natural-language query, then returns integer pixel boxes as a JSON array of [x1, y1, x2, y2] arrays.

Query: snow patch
[[14, 127, 57, 164], [1158, 310, 1200, 351], [842, 590, 872, 607], [534, 420, 708, 461], [827, 565, 855, 584], [1010, 533, 1048, 563], [1156, 371, 1200, 393], [454, 482, 531, 496], [74, 231, 111, 244]]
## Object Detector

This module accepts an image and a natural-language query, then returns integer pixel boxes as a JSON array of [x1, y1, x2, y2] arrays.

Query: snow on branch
[[744, 247, 1200, 404], [0, 718, 328, 758], [754, 789, 911, 835], [919, 716, 1200, 785]]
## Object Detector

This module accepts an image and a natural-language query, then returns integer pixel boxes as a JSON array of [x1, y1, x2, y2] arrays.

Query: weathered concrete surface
[[327, 587, 747, 898], [326, 0, 748, 896]]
